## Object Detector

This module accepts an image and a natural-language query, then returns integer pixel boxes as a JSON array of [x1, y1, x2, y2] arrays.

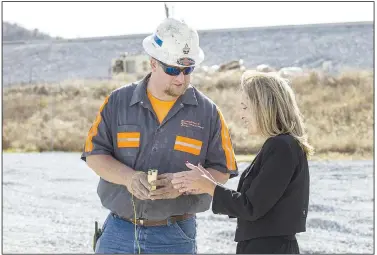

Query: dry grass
[[3, 70, 374, 159]]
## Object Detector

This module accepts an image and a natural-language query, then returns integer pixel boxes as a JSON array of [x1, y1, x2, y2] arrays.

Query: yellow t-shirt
[[147, 90, 177, 124]]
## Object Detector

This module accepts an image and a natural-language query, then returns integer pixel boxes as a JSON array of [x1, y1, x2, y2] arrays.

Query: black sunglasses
[[157, 60, 195, 76]]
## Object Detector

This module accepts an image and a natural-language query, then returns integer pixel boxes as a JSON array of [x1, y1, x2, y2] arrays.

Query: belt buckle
[[139, 219, 144, 225]]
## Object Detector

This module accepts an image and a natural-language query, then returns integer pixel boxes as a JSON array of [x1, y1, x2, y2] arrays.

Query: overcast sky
[[3, 1, 374, 38]]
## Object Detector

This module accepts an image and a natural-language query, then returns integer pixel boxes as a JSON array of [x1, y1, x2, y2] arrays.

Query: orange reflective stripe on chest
[[174, 135, 203, 156], [117, 132, 140, 148]]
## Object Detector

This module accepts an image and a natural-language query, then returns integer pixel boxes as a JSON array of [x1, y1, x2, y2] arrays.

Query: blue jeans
[[95, 213, 197, 254]]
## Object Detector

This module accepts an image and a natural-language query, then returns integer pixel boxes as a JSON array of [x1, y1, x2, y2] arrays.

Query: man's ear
[[150, 58, 158, 72]]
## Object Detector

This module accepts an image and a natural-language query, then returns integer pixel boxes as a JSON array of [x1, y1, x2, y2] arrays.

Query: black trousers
[[236, 235, 300, 254]]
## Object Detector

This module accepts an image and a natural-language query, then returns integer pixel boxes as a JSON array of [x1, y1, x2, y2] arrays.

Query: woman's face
[[240, 92, 259, 135]]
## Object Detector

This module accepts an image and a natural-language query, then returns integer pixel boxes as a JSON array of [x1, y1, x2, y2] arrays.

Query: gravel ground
[[3, 152, 374, 253]]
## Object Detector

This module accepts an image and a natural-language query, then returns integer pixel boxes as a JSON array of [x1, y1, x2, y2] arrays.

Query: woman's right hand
[[171, 162, 218, 196]]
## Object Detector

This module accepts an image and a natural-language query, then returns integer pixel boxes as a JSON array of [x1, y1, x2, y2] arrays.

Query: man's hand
[[148, 173, 182, 200], [126, 171, 151, 200]]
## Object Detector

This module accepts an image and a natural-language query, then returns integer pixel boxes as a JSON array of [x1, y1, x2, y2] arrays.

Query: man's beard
[[164, 83, 189, 97]]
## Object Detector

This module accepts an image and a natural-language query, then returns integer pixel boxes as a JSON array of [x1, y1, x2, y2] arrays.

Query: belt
[[112, 213, 194, 227]]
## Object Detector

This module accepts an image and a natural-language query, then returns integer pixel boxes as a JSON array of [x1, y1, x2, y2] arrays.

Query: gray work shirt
[[81, 73, 238, 220]]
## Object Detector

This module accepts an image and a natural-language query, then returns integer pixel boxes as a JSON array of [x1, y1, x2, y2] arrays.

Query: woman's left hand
[[171, 162, 218, 196]]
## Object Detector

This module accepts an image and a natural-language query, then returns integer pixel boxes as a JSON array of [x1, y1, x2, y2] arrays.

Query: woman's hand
[[171, 162, 218, 196]]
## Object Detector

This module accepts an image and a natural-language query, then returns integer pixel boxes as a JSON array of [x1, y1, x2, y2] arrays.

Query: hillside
[[2, 22, 373, 86], [2, 21, 62, 41]]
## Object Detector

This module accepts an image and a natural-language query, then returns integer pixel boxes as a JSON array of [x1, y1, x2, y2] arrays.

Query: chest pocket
[[116, 124, 141, 160]]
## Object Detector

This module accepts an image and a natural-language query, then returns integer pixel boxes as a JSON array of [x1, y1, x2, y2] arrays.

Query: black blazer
[[212, 134, 309, 242]]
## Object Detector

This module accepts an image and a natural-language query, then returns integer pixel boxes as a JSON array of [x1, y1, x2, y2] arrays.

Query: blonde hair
[[240, 71, 314, 157]]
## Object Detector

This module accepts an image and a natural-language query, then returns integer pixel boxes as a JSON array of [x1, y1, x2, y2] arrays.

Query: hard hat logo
[[177, 57, 195, 66], [183, 44, 190, 54], [142, 18, 205, 67]]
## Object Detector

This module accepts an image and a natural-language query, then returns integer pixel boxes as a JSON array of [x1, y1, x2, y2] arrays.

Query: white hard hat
[[142, 18, 205, 67]]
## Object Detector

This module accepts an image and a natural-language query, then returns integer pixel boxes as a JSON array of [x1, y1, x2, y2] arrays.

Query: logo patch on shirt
[[181, 120, 204, 129]]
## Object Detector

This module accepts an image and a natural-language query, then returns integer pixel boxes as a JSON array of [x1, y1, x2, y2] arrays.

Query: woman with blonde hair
[[171, 71, 314, 254]]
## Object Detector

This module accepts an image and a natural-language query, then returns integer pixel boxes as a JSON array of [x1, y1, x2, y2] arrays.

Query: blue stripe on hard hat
[[154, 34, 163, 47]]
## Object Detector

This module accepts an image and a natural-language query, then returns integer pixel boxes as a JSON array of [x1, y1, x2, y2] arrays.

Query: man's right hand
[[125, 171, 151, 200]]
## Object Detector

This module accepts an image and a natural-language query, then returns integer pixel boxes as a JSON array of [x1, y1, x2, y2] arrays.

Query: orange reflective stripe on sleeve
[[217, 109, 237, 170], [85, 96, 110, 152]]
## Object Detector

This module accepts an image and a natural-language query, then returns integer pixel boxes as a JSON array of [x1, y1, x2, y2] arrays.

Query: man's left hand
[[148, 173, 182, 200]]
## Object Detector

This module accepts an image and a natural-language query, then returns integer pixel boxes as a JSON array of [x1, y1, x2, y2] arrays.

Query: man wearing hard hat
[[81, 18, 238, 254]]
